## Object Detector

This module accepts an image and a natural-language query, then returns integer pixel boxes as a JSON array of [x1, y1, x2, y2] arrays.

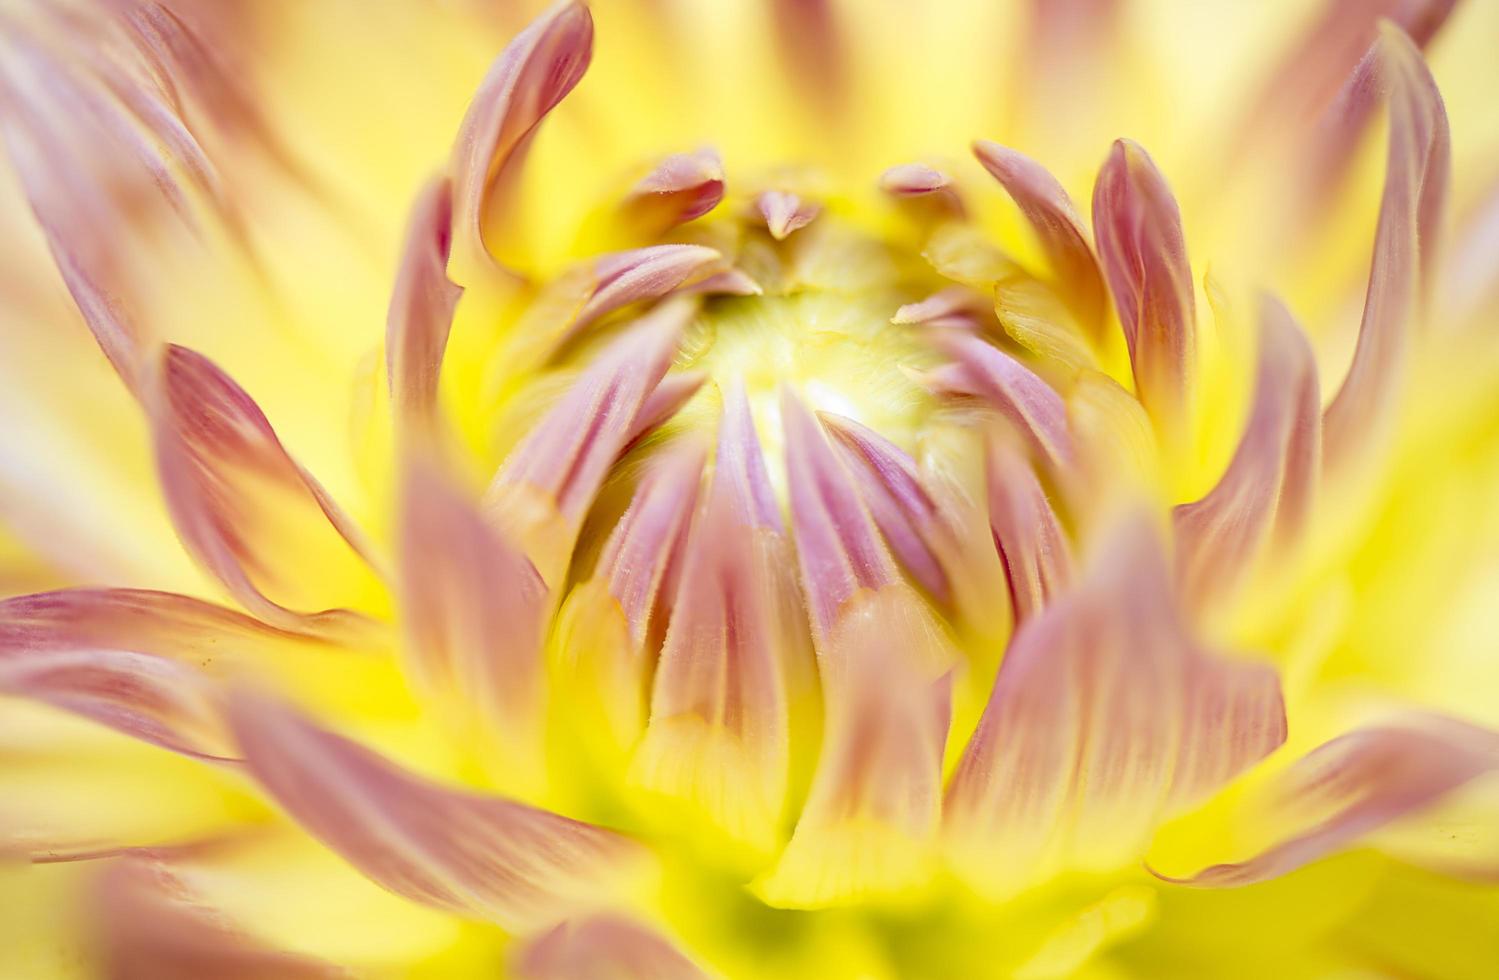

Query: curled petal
[[624, 148, 725, 230], [634, 400, 798, 844], [674, 267, 762, 298], [985, 437, 1071, 621], [1091, 139, 1195, 428], [973, 140, 1107, 333], [781, 391, 897, 639], [1161, 715, 1499, 887], [97, 856, 344, 980], [1322, 25, 1449, 468], [945, 518, 1285, 896], [449, 0, 593, 272], [573, 244, 722, 336], [514, 915, 706, 980], [757, 189, 820, 240], [892, 286, 994, 332], [150, 345, 381, 634], [227, 691, 649, 932], [387, 177, 463, 425], [398, 458, 549, 764], [821, 412, 949, 603], [880, 163, 952, 197], [937, 333, 1074, 471], [487, 300, 689, 582], [1173, 296, 1320, 608]]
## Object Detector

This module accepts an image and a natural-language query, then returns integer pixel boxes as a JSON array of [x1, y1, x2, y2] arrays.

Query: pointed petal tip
[[757, 189, 820, 240]]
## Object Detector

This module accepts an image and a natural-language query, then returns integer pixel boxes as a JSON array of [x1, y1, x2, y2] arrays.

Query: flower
[[2, 0, 1499, 976]]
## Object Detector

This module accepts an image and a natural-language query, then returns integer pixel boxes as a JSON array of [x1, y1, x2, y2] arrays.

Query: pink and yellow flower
[[3, 1, 1499, 976]]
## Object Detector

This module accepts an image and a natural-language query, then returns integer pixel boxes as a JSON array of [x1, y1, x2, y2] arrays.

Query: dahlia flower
[[4, 0, 1499, 976]]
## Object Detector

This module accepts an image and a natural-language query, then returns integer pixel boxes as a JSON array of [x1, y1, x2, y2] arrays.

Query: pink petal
[[1174, 296, 1321, 609], [572, 244, 722, 336], [937, 333, 1074, 471], [622, 371, 708, 451], [0, 587, 319, 659], [756, 190, 820, 240], [397, 458, 549, 752], [629, 449, 797, 839], [1091, 139, 1196, 428], [488, 300, 689, 579], [96, 856, 344, 980], [1232, 0, 1455, 165], [891, 286, 994, 332], [595, 443, 706, 646], [759, 587, 953, 906], [0, 648, 229, 760], [715, 381, 783, 531], [674, 267, 763, 298], [0, 34, 178, 387], [227, 691, 649, 932], [386, 177, 463, 425], [821, 413, 950, 603], [624, 148, 726, 229], [880, 163, 952, 196], [985, 437, 1072, 621], [150, 345, 381, 635], [1322, 26, 1449, 469], [449, 0, 593, 272], [973, 140, 1107, 334], [635, 403, 799, 842], [514, 915, 705, 980], [1161, 714, 1499, 887], [945, 518, 1285, 892], [780, 391, 897, 639], [768, 0, 846, 116]]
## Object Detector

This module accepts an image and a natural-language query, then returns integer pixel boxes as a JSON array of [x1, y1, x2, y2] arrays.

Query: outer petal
[[1163, 715, 1499, 887], [944, 518, 1285, 897], [96, 856, 345, 980], [150, 345, 382, 634], [449, 0, 593, 274], [1322, 26, 1449, 469], [386, 177, 463, 426], [1091, 139, 1195, 432], [227, 691, 650, 933], [397, 457, 548, 774], [973, 140, 1107, 334], [758, 587, 954, 907], [514, 915, 706, 980], [0, 648, 228, 760], [1173, 296, 1320, 609]]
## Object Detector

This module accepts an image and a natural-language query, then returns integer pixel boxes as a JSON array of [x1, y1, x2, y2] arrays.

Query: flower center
[[671, 221, 945, 479]]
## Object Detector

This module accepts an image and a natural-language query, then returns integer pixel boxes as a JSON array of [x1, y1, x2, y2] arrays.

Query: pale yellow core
[[669, 220, 946, 483]]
